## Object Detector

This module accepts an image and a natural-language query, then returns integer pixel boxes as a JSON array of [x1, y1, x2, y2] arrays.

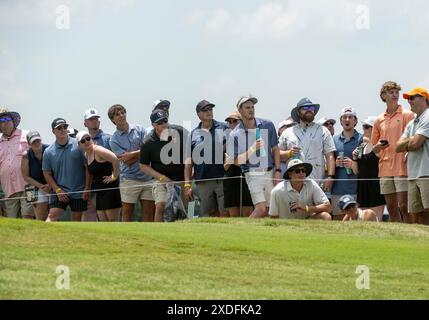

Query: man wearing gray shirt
[[396, 87, 429, 225], [279, 98, 336, 192]]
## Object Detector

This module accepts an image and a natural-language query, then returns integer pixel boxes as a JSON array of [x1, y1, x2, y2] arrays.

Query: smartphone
[[380, 140, 389, 145]]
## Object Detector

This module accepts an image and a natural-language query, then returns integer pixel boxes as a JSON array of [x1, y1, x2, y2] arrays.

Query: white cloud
[[186, 0, 429, 40], [186, 1, 363, 40], [0, 0, 137, 28]]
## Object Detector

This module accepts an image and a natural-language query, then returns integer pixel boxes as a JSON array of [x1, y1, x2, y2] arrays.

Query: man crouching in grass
[[269, 159, 332, 220]]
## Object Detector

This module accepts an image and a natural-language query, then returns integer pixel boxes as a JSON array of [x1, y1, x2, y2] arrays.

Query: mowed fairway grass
[[1, 217, 429, 300]]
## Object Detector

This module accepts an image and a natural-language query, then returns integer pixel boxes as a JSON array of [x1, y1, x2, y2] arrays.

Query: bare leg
[[103, 209, 121, 222], [34, 203, 49, 221], [155, 202, 165, 222], [227, 207, 239, 217], [121, 203, 135, 222], [141, 200, 155, 222], [46, 208, 65, 222], [249, 202, 268, 218], [71, 211, 83, 221], [418, 210, 429, 225], [384, 193, 402, 222], [397, 191, 413, 223]]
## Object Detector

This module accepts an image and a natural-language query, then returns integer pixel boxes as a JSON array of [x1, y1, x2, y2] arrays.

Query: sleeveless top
[[88, 158, 116, 188], [28, 144, 49, 185]]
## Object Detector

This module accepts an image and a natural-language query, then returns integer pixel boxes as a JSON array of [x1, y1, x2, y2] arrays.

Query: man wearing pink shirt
[[372, 82, 415, 223], [0, 107, 34, 219]]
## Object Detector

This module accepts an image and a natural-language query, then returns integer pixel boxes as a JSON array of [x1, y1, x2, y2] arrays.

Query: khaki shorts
[[4, 192, 35, 219], [408, 179, 429, 213], [331, 194, 357, 216], [380, 177, 408, 195], [120, 178, 154, 204], [244, 170, 274, 206], [152, 181, 187, 207]]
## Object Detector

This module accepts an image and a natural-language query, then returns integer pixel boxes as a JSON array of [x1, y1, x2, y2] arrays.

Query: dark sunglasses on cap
[[409, 95, 423, 101], [79, 136, 91, 144], [0, 116, 13, 123], [302, 106, 316, 112], [362, 125, 372, 130], [324, 121, 335, 126], [292, 167, 307, 174]]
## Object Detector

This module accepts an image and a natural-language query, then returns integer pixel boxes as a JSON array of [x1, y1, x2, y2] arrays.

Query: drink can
[[358, 145, 363, 159]]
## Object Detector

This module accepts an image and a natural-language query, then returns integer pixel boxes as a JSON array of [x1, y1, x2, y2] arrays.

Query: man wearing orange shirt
[[372, 81, 415, 223]]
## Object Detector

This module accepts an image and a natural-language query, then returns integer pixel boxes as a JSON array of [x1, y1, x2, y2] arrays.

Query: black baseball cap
[[51, 118, 69, 130], [150, 109, 169, 124], [196, 100, 215, 113]]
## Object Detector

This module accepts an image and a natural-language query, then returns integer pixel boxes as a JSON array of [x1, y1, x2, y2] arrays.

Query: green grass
[[1, 217, 429, 300]]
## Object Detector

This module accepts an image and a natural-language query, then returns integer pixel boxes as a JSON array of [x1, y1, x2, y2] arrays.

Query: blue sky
[[1, 0, 429, 142]]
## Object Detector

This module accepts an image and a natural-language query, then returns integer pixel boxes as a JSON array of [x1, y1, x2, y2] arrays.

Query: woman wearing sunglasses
[[350, 117, 386, 221], [76, 131, 121, 221]]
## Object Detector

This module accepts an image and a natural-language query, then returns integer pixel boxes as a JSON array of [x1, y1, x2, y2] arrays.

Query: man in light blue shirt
[[108, 104, 154, 222], [229, 95, 282, 218], [43, 118, 90, 221]]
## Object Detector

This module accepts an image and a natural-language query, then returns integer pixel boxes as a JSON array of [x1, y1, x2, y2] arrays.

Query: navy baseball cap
[[51, 118, 69, 130], [152, 99, 171, 112], [150, 109, 169, 124], [196, 100, 215, 113], [338, 195, 357, 210]]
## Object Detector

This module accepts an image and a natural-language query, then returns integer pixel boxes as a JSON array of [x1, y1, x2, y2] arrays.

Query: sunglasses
[[201, 107, 213, 112], [79, 136, 91, 144], [409, 95, 423, 101], [156, 119, 168, 125], [324, 121, 334, 126], [226, 119, 238, 124], [302, 106, 316, 112], [292, 168, 307, 174], [0, 117, 13, 123], [362, 125, 372, 130]]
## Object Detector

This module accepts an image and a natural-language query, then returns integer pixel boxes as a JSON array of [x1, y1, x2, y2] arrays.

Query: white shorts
[[244, 170, 274, 206], [35, 189, 50, 204]]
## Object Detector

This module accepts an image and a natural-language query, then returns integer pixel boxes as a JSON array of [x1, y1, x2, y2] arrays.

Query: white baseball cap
[[340, 106, 357, 117], [84, 108, 100, 120], [362, 116, 377, 127]]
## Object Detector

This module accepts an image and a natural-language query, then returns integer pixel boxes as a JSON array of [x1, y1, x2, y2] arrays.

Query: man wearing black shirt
[[140, 110, 188, 222]]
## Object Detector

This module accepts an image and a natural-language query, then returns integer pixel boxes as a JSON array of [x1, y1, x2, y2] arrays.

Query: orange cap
[[403, 87, 429, 100]]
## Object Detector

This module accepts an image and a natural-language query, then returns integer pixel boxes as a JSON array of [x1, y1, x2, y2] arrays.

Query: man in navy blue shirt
[[331, 107, 363, 220], [184, 100, 228, 217], [229, 95, 282, 218]]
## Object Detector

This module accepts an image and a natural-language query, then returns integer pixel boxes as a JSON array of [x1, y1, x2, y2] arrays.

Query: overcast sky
[[1, 0, 429, 142]]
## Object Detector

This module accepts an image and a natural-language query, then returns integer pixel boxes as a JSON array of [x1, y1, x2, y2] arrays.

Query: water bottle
[[255, 128, 267, 157]]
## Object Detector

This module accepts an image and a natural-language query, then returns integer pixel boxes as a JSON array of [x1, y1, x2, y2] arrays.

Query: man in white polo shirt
[[269, 159, 332, 220]]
